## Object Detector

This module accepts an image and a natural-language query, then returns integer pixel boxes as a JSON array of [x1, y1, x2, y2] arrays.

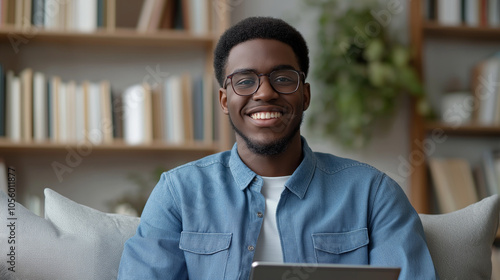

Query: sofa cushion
[[0, 188, 140, 280], [419, 194, 500, 280]]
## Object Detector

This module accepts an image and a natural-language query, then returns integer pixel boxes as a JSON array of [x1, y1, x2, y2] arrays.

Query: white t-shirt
[[253, 175, 290, 263]]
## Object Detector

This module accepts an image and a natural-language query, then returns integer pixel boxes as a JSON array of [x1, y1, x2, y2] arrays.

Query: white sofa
[[0, 188, 498, 280]]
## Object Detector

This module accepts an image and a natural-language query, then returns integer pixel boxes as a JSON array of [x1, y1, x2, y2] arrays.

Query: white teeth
[[250, 112, 282, 120]]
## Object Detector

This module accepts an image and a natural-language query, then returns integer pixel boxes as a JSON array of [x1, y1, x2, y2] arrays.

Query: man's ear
[[219, 88, 229, 115], [302, 82, 311, 111]]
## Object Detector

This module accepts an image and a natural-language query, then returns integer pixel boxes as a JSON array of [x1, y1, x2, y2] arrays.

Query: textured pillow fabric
[[44, 188, 140, 280], [419, 194, 500, 280], [0, 188, 84, 280], [0, 188, 140, 280]]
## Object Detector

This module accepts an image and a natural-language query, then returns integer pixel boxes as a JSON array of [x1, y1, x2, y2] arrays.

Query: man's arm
[[368, 174, 439, 279], [118, 173, 187, 279]]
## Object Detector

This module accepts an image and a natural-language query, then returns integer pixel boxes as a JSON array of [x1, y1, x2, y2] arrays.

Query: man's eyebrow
[[271, 65, 297, 71], [230, 65, 298, 74]]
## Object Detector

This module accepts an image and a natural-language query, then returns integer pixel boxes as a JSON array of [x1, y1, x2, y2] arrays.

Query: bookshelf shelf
[[425, 123, 500, 136], [423, 22, 500, 40], [0, 139, 218, 153], [0, 26, 216, 47]]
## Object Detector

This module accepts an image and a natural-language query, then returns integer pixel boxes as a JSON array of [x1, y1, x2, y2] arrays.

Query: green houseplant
[[305, 0, 430, 148]]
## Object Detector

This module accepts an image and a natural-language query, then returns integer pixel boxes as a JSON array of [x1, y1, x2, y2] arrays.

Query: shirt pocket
[[312, 228, 369, 264], [179, 231, 232, 280]]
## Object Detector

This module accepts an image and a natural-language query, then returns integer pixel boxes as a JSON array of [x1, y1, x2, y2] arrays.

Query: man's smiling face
[[219, 39, 311, 156]]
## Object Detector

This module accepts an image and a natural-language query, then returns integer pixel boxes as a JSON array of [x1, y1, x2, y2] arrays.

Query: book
[[111, 91, 123, 139], [66, 80, 77, 142], [20, 68, 33, 142], [33, 71, 48, 142], [6, 71, 21, 142], [464, 0, 480, 26], [142, 83, 153, 144], [482, 149, 500, 196], [22, 0, 31, 28], [181, 73, 193, 142], [188, 0, 209, 34], [5, 0, 15, 25], [147, 0, 167, 31], [473, 164, 489, 200], [472, 57, 500, 125], [122, 84, 148, 145], [44, 0, 60, 30], [489, 0, 500, 26], [159, 0, 175, 29], [31, 0, 45, 27], [0, 64, 5, 137], [87, 81, 102, 144], [437, 0, 462, 26], [0, 158, 6, 194], [106, 0, 116, 31], [479, 0, 488, 26], [203, 74, 214, 144], [73, 0, 98, 32], [58, 81, 68, 142], [100, 80, 113, 144], [75, 83, 86, 143], [165, 75, 184, 143], [151, 84, 164, 141], [137, 0, 156, 32], [192, 75, 204, 141], [428, 157, 479, 213]]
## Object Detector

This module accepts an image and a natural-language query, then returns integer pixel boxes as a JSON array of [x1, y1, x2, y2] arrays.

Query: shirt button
[[248, 245, 255, 251], [257, 212, 263, 218]]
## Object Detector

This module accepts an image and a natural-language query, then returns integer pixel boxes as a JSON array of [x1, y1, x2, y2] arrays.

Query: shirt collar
[[229, 136, 316, 199]]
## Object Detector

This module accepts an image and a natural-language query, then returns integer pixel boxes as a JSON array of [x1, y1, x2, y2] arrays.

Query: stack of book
[[136, 0, 209, 34], [429, 149, 500, 213], [0, 65, 214, 146], [0, 0, 211, 34], [425, 0, 500, 27], [0, 0, 115, 32], [428, 157, 479, 213]]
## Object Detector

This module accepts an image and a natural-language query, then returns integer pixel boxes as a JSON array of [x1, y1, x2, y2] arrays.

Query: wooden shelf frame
[[423, 22, 500, 40], [0, 25, 217, 48], [425, 123, 500, 136], [0, 139, 218, 153]]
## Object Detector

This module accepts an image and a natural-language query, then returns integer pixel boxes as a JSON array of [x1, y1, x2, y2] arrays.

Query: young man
[[118, 17, 438, 279]]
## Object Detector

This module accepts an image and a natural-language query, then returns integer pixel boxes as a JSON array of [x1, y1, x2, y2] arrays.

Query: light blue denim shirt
[[118, 137, 438, 280]]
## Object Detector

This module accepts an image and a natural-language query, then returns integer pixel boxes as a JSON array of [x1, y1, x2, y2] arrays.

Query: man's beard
[[229, 113, 303, 156]]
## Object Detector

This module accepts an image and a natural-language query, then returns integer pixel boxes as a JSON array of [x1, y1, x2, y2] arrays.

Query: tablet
[[250, 261, 401, 280]]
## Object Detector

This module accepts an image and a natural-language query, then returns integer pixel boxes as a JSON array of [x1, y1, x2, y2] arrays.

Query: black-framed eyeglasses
[[223, 69, 305, 96]]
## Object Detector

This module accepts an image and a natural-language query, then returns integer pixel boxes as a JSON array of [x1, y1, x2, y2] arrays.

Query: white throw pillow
[[0, 188, 140, 280], [419, 194, 500, 280]]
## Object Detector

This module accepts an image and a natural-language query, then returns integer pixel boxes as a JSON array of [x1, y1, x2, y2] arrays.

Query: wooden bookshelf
[[0, 0, 232, 209], [409, 1, 500, 221]]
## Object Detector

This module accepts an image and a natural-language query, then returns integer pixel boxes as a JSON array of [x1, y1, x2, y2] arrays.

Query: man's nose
[[252, 76, 279, 101]]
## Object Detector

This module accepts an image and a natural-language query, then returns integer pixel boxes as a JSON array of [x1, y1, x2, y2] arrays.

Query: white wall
[[230, 0, 412, 192]]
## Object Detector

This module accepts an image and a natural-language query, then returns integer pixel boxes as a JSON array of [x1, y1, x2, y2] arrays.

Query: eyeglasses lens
[[231, 70, 299, 96]]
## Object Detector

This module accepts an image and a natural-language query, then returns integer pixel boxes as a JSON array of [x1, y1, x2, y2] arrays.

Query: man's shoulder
[[312, 152, 380, 175], [167, 150, 232, 174]]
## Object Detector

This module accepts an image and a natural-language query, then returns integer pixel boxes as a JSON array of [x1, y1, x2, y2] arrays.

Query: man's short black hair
[[214, 16, 309, 87]]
